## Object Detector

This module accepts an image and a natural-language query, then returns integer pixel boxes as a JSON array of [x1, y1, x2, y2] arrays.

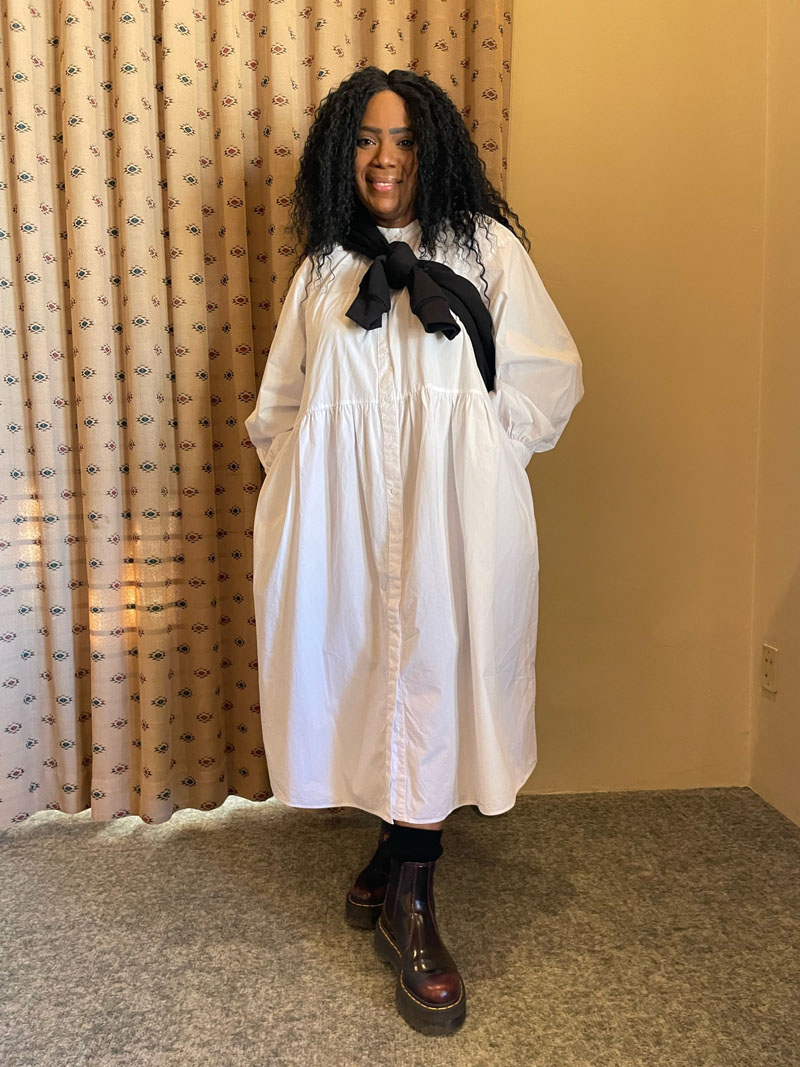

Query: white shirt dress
[[245, 217, 583, 825]]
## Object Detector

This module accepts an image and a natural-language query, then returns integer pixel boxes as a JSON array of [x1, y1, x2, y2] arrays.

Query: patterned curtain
[[0, 0, 512, 830]]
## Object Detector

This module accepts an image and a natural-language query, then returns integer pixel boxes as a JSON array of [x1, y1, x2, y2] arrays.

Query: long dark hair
[[291, 67, 527, 268]]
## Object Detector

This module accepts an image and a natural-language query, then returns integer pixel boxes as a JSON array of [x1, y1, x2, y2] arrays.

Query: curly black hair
[[291, 67, 528, 268]]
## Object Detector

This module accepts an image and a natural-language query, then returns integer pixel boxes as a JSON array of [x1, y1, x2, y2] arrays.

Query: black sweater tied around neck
[[342, 213, 496, 394]]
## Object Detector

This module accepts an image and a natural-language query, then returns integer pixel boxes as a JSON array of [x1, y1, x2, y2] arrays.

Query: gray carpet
[[1, 788, 798, 1067]]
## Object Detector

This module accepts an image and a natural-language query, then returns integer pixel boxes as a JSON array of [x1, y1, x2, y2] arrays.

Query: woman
[[245, 68, 582, 1036]]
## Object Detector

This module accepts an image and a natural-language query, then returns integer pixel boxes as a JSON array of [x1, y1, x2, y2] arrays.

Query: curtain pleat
[[0, 0, 513, 829]]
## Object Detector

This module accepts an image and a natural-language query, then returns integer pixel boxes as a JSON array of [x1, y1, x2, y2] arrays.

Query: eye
[[397, 138, 415, 148], [356, 136, 374, 147]]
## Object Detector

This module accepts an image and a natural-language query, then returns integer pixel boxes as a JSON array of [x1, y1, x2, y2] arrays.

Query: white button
[[388, 487, 397, 497]]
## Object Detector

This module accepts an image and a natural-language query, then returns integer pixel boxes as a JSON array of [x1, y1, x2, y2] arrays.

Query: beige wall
[[751, 0, 800, 826], [509, 2, 767, 794]]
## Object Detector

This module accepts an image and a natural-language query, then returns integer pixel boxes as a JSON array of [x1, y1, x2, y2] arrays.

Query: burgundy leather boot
[[345, 821, 392, 928], [374, 859, 466, 1035]]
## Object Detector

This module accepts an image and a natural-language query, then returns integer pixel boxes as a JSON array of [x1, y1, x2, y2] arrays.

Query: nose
[[372, 138, 398, 169]]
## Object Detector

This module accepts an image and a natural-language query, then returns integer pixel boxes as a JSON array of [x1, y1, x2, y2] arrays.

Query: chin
[[371, 203, 402, 221], [357, 192, 414, 228], [374, 207, 412, 227]]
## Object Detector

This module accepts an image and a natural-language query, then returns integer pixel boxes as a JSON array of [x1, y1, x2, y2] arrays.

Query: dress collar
[[375, 219, 422, 245]]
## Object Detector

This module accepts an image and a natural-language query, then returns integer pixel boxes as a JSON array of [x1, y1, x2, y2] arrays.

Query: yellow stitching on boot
[[347, 894, 382, 909], [379, 918, 463, 1011], [381, 918, 465, 1013], [377, 917, 402, 958], [398, 976, 465, 1011]]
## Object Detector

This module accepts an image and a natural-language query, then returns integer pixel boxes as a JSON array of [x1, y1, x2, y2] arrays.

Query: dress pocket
[[505, 433, 533, 471], [262, 428, 292, 474], [482, 388, 533, 472]]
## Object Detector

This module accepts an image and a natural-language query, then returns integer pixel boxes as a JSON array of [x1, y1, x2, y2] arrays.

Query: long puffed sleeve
[[244, 259, 311, 472], [486, 226, 583, 467]]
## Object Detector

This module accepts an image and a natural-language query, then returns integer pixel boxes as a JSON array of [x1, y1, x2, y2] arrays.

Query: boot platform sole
[[345, 893, 384, 929], [374, 917, 467, 1036]]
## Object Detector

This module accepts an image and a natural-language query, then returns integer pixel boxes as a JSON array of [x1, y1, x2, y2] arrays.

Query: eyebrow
[[359, 125, 413, 135]]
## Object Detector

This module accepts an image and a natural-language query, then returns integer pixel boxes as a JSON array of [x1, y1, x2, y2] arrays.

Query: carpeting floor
[[1, 787, 799, 1067]]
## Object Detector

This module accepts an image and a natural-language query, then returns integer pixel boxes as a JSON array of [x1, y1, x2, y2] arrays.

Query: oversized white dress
[[245, 217, 582, 824]]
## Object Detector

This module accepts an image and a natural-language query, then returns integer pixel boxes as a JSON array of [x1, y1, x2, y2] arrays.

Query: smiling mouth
[[368, 179, 399, 190]]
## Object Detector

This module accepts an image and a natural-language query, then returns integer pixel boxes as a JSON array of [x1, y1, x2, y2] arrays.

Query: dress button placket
[[377, 336, 405, 820]]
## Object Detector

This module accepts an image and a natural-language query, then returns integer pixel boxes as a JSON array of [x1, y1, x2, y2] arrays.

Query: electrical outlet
[[761, 644, 778, 694]]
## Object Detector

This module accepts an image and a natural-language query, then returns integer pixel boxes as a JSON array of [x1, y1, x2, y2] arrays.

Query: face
[[354, 90, 419, 228]]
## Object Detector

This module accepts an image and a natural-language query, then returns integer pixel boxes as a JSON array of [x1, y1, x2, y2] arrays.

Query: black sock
[[388, 825, 443, 864]]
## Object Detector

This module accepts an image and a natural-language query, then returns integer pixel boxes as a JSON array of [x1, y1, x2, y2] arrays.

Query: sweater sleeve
[[486, 225, 583, 467], [244, 260, 311, 472]]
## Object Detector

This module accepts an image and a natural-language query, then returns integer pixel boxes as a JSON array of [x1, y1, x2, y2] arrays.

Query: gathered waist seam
[[301, 383, 489, 420]]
